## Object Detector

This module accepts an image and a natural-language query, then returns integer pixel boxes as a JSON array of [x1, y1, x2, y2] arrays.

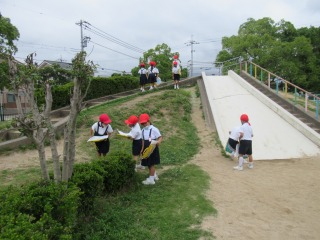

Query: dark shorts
[[228, 138, 238, 151], [239, 140, 252, 155], [95, 138, 110, 154], [132, 139, 142, 156], [173, 74, 180, 81]]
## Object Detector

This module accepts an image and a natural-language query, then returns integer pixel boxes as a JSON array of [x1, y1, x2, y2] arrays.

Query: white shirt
[[138, 68, 147, 74], [129, 123, 142, 140], [239, 123, 253, 141], [172, 66, 180, 74], [91, 122, 113, 135], [147, 66, 159, 74], [141, 125, 161, 141], [173, 59, 181, 69], [229, 126, 241, 141]]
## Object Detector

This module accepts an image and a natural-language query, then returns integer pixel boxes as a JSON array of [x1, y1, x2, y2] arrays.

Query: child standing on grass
[[124, 115, 145, 171], [138, 63, 148, 92], [90, 113, 113, 157], [139, 113, 162, 185], [172, 61, 180, 89], [147, 61, 159, 90], [233, 114, 254, 171]]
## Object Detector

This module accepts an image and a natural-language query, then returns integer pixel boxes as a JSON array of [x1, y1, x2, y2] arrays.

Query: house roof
[[38, 60, 72, 70]]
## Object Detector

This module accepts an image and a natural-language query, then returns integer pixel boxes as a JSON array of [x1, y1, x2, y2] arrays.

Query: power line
[[90, 40, 140, 60], [83, 21, 146, 54]]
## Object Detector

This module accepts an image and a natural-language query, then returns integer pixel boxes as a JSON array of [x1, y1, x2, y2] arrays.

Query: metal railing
[[242, 61, 320, 121]]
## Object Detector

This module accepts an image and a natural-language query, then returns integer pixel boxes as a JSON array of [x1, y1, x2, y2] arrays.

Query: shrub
[[0, 181, 81, 239]]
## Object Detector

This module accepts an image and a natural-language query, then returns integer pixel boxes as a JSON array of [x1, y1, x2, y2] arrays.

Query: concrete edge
[[228, 70, 320, 147]]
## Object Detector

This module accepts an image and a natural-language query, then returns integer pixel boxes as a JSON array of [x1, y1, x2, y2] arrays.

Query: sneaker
[[149, 86, 153, 90], [174, 85, 176, 89], [177, 85, 179, 89], [154, 175, 159, 181], [136, 164, 145, 170], [248, 163, 254, 169], [233, 165, 243, 171], [142, 178, 155, 185]]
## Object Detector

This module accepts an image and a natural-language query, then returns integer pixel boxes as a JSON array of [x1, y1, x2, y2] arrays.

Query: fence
[[242, 61, 320, 121]]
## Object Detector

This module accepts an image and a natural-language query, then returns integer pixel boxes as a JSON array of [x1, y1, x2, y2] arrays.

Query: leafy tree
[[0, 14, 20, 90], [0, 14, 20, 55], [216, 17, 319, 92], [38, 64, 72, 85]]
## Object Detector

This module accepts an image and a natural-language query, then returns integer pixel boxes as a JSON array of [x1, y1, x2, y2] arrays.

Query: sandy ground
[[1, 88, 319, 239]]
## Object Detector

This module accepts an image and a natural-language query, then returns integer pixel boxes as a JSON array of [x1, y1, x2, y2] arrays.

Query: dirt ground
[[1, 88, 319, 239]]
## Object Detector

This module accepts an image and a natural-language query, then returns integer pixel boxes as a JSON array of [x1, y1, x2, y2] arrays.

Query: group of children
[[90, 113, 162, 185], [138, 54, 182, 92], [138, 61, 159, 92], [227, 114, 254, 171]]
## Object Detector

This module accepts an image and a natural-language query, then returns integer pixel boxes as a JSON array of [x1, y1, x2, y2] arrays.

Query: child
[[227, 126, 241, 158], [139, 113, 162, 185], [172, 61, 180, 89], [233, 114, 254, 171], [147, 61, 159, 90], [90, 113, 113, 157], [124, 115, 145, 170], [138, 63, 148, 92]]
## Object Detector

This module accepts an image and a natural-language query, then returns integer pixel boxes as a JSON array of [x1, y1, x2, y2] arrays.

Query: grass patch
[[76, 164, 216, 240]]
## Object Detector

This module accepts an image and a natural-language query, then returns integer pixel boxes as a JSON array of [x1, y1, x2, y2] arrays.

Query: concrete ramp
[[202, 72, 320, 160]]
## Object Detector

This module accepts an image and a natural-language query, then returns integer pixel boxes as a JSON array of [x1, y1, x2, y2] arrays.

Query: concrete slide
[[202, 72, 320, 160]]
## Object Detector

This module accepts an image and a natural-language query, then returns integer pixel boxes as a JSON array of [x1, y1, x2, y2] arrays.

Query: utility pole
[[185, 35, 199, 77], [76, 20, 90, 51]]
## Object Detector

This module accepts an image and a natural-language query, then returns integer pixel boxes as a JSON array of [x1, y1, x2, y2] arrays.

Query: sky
[[1, 0, 320, 76]]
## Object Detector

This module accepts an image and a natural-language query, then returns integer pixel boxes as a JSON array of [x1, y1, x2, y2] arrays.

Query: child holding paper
[[124, 115, 144, 170], [90, 113, 113, 157]]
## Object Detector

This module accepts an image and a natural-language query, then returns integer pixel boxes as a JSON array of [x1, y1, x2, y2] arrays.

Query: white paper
[[87, 135, 108, 142]]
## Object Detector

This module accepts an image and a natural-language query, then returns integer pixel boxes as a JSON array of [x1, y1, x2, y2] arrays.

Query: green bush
[[95, 151, 136, 193], [0, 181, 81, 240], [51, 75, 139, 110], [70, 163, 105, 212]]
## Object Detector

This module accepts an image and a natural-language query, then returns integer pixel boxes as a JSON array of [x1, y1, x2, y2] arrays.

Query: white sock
[[149, 176, 155, 181], [154, 172, 158, 178], [239, 157, 244, 167]]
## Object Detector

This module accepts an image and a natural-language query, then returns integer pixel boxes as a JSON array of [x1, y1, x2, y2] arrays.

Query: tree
[[8, 52, 95, 182], [62, 51, 95, 181], [216, 17, 319, 92], [0, 14, 20, 90]]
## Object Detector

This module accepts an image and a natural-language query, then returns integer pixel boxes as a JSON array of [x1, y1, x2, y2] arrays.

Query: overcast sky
[[2, 0, 320, 76]]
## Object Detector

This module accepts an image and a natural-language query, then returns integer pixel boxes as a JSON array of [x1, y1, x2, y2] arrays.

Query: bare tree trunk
[[44, 82, 61, 182], [62, 77, 82, 181], [33, 129, 49, 180]]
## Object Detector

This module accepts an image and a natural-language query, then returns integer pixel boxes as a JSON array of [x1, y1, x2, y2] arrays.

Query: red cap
[[139, 113, 150, 124], [149, 61, 156, 66], [99, 113, 112, 124], [240, 114, 249, 122], [173, 55, 178, 59], [140, 63, 145, 67], [125, 115, 138, 125]]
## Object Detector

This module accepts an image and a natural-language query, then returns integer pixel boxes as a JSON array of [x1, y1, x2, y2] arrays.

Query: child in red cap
[[139, 113, 162, 185], [90, 113, 113, 157], [124, 115, 145, 170]]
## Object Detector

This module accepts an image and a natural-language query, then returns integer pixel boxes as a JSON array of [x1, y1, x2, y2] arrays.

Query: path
[[189, 88, 320, 240]]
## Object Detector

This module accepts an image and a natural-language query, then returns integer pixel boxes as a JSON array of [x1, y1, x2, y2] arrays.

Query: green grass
[[76, 165, 216, 240], [1, 87, 218, 239]]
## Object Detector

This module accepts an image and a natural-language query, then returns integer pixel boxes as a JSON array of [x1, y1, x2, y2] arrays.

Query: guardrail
[[242, 61, 320, 121]]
